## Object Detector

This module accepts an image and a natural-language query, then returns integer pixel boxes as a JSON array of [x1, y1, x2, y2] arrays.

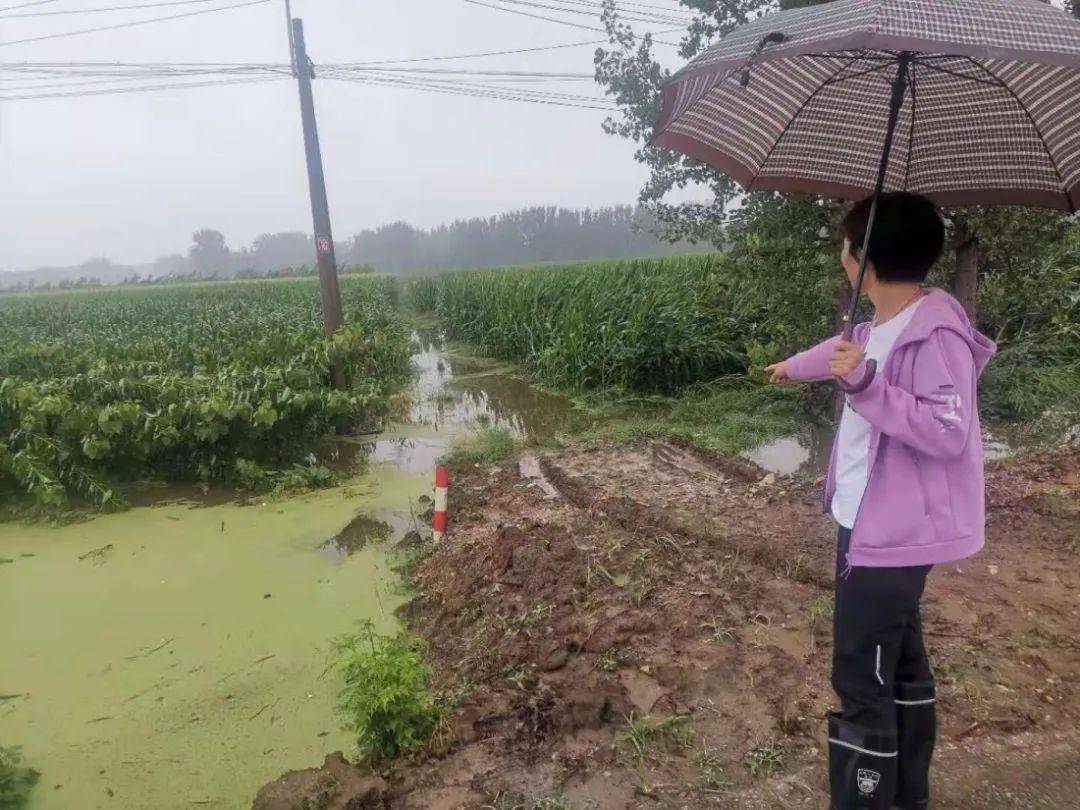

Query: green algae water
[[0, 329, 572, 810], [0, 474, 422, 810]]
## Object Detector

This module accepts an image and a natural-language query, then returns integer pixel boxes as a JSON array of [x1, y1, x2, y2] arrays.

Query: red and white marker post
[[433, 466, 450, 543]]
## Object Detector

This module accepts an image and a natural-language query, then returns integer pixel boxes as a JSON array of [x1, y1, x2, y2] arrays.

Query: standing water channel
[[0, 329, 1022, 808], [0, 330, 571, 810]]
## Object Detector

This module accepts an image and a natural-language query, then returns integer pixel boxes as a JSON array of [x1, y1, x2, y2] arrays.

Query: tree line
[[0, 205, 691, 290]]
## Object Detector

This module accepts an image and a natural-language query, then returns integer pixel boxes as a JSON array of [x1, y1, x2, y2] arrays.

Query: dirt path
[[256, 441, 1079, 809]]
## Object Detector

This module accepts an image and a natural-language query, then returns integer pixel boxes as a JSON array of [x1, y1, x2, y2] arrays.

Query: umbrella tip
[[736, 31, 789, 88]]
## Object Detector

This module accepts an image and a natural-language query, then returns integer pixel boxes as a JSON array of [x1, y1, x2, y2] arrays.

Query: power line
[[581, 0, 694, 14], [0, 23, 687, 72], [327, 73, 615, 111], [0, 62, 595, 86], [492, 0, 690, 26], [0, 75, 285, 100], [0, 0, 57, 11], [463, 0, 608, 33], [0, 0, 271, 48], [338, 66, 595, 80], [0, 68, 283, 91], [462, 0, 679, 44], [338, 28, 685, 67], [0, 0, 229, 18], [320, 67, 613, 101]]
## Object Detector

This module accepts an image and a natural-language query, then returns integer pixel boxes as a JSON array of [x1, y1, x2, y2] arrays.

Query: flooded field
[[0, 329, 579, 810], [0, 329, 1037, 809]]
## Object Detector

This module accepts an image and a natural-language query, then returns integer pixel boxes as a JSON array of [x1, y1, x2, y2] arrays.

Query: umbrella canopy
[[652, 0, 1080, 212]]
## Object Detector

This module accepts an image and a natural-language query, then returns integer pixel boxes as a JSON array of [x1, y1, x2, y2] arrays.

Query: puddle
[[746, 424, 1040, 477], [407, 330, 571, 441], [745, 426, 835, 476]]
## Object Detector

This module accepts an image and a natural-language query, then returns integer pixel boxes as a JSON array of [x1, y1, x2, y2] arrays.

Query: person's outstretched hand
[[764, 360, 790, 383]]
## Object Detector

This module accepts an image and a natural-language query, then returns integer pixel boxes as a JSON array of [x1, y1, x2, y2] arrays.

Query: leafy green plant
[[0, 745, 40, 808], [618, 712, 691, 765], [332, 620, 443, 761], [0, 277, 411, 511], [744, 744, 784, 778], [693, 743, 726, 789]]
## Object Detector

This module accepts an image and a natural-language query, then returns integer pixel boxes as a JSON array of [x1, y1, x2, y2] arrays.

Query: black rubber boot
[[894, 681, 936, 810], [829, 713, 898, 809]]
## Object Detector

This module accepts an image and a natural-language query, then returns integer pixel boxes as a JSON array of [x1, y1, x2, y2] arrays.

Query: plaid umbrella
[[651, 0, 1080, 389]]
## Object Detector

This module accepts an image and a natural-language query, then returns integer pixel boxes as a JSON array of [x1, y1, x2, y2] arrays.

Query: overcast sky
[[0, 0, 691, 271]]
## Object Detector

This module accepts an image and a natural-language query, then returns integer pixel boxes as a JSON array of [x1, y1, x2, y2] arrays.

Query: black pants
[[830, 527, 936, 810], [833, 527, 933, 728]]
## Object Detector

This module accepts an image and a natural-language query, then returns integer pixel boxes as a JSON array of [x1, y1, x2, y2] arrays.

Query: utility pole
[[287, 10, 347, 389]]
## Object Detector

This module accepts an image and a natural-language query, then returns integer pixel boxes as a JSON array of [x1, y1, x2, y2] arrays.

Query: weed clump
[[0, 745, 40, 808], [333, 620, 443, 762], [445, 426, 518, 465]]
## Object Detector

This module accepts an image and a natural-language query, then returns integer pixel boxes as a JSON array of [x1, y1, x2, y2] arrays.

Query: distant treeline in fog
[[1, 205, 693, 290]]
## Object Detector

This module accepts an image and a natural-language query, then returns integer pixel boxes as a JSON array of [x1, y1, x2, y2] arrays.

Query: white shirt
[[831, 299, 923, 529]]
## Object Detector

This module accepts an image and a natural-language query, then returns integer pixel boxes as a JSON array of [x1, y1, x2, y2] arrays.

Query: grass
[[744, 744, 784, 778], [808, 593, 834, 623], [618, 713, 692, 764], [617, 712, 693, 798], [562, 377, 814, 457], [693, 743, 726, 789], [596, 648, 621, 672], [483, 794, 573, 810], [444, 426, 519, 465]]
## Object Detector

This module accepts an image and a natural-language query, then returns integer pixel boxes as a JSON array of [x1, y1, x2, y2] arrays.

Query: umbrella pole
[[836, 53, 912, 393]]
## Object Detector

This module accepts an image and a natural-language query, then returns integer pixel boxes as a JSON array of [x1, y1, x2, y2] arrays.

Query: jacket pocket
[[855, 445, 935, 551]]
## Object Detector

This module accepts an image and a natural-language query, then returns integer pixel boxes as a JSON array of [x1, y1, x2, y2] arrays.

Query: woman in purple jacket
[[766, 193, 996, 810]]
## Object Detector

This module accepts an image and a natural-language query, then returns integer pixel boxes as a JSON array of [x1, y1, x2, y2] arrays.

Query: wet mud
[[257, 441, 1079, 809]]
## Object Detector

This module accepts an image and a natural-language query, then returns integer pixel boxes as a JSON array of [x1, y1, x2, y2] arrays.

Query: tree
[[594, 0, 1076, 333], [248, 231, 313, 272], [188, 229, 230, 277], [594, 0, 833, 243]]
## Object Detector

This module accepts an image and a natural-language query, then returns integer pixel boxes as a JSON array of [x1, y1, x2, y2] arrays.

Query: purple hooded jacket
[[785, 289, 997, 568]]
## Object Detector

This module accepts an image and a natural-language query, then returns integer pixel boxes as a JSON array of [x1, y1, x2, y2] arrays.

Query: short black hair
[[840, 192, 945, 283]]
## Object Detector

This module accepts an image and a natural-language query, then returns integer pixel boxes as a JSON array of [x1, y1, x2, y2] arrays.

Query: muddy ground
[[256, 441, 1079, 809]]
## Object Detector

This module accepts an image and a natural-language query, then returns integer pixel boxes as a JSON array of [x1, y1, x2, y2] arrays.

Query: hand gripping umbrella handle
[[836, 358, 877, 394], [835, 309, 877, 394]]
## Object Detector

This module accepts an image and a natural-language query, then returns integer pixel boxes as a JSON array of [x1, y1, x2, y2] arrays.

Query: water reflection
[[317, 509, 421, 562], [745, 427, 834, 476], [408, 330, 570, 440]]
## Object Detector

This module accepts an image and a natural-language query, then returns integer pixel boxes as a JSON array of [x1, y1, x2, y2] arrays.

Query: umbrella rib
[[821, 60, 894, 87], [902, 64, 918, 192], [960, 56, 1072, 211], [747, 53, 863, 192]]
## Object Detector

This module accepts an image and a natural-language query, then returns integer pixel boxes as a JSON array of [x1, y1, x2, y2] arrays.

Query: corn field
[[0, 276, 411, 510], [406, 255, 757, 394]]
